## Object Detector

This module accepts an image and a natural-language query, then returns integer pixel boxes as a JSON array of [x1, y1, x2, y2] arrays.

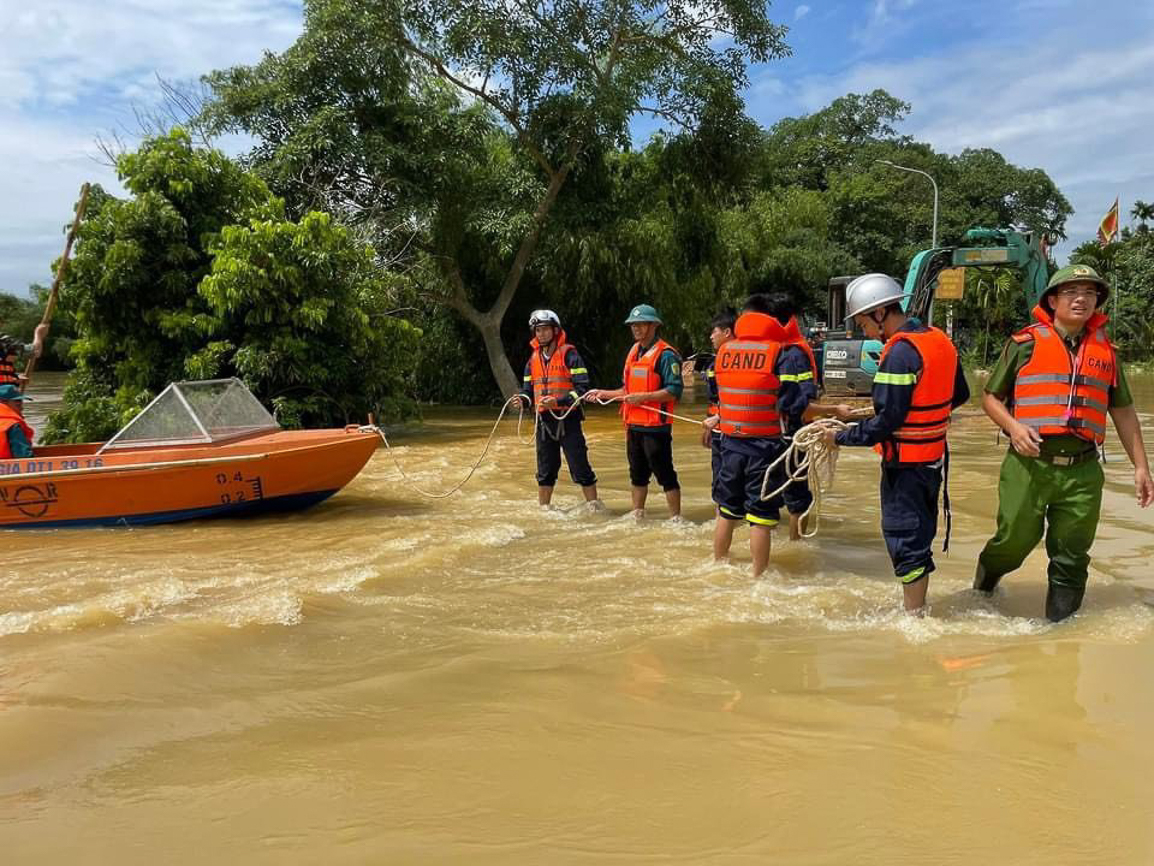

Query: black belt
[[1036, 448, 1098, 467]]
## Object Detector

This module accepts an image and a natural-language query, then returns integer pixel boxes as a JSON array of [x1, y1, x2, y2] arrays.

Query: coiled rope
[[755, 407, 871, 538]]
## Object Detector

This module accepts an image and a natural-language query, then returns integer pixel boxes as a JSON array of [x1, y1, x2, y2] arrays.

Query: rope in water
[[372, 385, 871, 529], [369, 394, 694, 500], [368, 395, 532, 499]]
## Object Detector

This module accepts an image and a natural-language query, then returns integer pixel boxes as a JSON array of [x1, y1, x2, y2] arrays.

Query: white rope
[[370, 395, 530, 499], [757, 408, 871, 538], [549, 394, 704, 426]]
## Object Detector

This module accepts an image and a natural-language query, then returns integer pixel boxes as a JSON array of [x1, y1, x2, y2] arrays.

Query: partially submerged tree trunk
[[443, 160, 574, 398]]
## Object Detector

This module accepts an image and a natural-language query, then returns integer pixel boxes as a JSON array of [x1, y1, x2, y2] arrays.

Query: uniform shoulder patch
[[1010, 331, 1034, 344]]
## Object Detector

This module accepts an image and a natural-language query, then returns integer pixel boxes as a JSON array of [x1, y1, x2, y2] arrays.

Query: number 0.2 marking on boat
[[215, 471, 265, 505]]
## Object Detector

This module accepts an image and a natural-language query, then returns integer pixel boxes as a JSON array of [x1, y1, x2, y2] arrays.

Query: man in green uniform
[[975, 264, 1153, 621]]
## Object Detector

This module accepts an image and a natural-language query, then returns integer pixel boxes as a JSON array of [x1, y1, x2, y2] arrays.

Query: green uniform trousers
[[977, 449, 1103, 590]]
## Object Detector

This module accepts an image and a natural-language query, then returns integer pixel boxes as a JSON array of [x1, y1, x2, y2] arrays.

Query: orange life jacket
[[529, 330, 575, 414], [1011, 304, 1115, 445], [0, 403, 34, 460], [0, 356, 20, 386], [878, 326, 958, 464], [622, 338, 679, 428], [715, 312, 786, 438], [783, 316, 819, 383]]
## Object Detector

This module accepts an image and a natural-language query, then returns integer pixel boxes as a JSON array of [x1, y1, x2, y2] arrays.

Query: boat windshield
[[98, 379, 280, 453]]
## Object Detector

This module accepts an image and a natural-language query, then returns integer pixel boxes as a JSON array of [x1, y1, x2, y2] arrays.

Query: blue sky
[[3, 0, 1152, 297]]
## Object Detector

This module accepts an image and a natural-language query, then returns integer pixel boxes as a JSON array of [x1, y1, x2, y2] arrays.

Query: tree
[[43, 130, 420, 442], [1131, 199, 1154, 234], [205, 0, 790, 396]]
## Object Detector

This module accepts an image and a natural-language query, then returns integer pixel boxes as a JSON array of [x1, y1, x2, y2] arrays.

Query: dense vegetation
[[4, 0, 1147, 440]]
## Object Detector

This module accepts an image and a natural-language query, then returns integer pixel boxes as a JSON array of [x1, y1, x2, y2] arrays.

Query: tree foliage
[[203, 0, 791, 397], [43, 130, 420, 443]]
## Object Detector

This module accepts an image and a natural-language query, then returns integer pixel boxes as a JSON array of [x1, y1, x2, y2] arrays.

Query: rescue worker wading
[[517, 309, 601, 509], [701, 307, 737, 507], [772, 293, 850, 540], [974, 264, 1153, 621], [711, 294, 791, 577], [0, 383, 35, 460], [822, 274, 969, 614], [585, 304, 683, 519]]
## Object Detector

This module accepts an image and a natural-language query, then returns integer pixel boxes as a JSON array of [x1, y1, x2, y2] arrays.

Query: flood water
[[3, 371, 1154, 864]]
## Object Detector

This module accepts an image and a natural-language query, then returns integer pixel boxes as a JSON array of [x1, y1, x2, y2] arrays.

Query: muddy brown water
[[3, 371, 1153, 864]]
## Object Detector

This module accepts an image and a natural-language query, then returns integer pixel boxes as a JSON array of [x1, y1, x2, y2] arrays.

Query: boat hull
[[0, 429, 380, 529]]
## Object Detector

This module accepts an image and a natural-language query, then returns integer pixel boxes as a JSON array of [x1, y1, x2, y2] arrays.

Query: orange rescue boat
[[0, 379, 379, 528]]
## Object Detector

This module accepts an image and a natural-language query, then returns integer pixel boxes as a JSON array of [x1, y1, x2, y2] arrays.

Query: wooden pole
[[21, 182, 91, 391]]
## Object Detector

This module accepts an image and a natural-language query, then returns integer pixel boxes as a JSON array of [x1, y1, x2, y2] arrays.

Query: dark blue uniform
[[522, 346, 597, 488], [706, 358, 722, 482], [835, 321, 969, 583]]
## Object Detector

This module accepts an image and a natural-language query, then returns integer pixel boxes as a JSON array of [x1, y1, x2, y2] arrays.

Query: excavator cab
[[817, 275, 887, 397]]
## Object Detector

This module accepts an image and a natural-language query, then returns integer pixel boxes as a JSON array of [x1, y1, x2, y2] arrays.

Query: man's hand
[[623, 392, 649, 405], [1135, 466, 1154, 508], [701, 414, 720, 447], [583, 389, 602, 403], [821, 427, 839, 450], [832, 404, 854, 421], [540, 394, 558, 408], [1007, 420, 1042, 457], [32, 323, 49, 358]]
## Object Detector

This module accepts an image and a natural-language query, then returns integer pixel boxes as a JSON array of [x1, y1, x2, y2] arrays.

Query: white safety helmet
[[528, 309, 561, 330], [844, 273, 907, 323]]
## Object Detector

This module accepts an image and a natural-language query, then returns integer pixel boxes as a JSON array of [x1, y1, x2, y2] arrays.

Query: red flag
[[1097, 197, 1119, 246]]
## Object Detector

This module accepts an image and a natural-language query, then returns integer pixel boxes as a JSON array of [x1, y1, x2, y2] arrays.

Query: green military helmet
[[1045, 263, 1109, 306], [624, 303, 663, 325]]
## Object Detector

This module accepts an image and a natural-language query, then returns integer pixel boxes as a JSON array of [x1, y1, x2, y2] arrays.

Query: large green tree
[[44, 130, 420, 443], [204, 0, 790, 396]]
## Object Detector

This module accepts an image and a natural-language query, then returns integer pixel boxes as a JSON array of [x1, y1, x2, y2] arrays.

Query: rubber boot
[[973, 561, 1002, 595], [1045, 583, 1086, 623]]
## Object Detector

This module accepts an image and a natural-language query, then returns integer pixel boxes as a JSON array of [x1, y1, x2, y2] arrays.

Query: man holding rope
[[821, 274, 968, 614], [585, 304, 683, 519], [518, 310, 601, 509]]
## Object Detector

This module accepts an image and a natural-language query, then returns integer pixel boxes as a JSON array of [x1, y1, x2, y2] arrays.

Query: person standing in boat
[[517, 309, 602, 509], [585, 304, 684, 519], [973, 264, 1153, 621], [0, 384, 35, 459], [0, 325, 49, 388]]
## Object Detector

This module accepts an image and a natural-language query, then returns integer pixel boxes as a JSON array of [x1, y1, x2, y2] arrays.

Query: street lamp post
[[876, 159, 946, 332], [876, 159, 938, 248]]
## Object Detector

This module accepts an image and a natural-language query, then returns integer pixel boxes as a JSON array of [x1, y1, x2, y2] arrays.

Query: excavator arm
[[903, 227, 1051, 322]]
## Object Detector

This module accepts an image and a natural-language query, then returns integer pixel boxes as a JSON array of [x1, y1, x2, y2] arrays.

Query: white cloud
[[767, 3, 1154, 261], [0, 0, 302, 295], [852, 0, 919, 48], [794, 5, 810, 21]]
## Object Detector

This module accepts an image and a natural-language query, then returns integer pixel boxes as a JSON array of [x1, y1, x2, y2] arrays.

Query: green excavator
[[817, 227, 1052, 396]]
